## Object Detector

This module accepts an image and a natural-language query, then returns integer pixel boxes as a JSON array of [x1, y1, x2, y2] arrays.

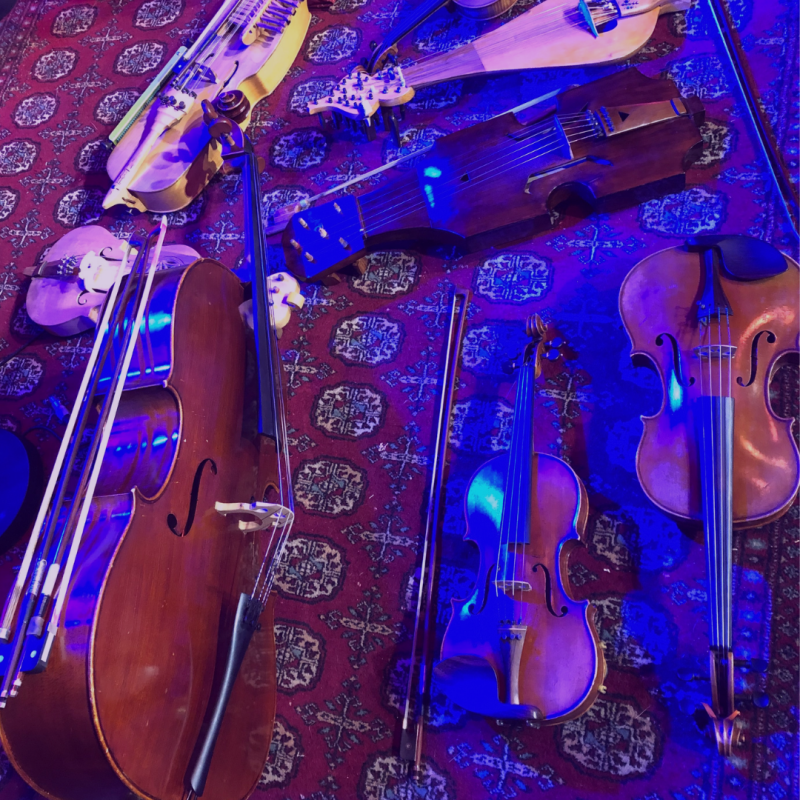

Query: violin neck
[[697, 394, 734, 652]]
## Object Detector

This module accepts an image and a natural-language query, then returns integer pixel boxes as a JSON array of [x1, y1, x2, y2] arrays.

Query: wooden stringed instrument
[[103, 0, 310, 213], [0, 206, 301, 798], [434, 316, 605, 720], [309, 0, 690, 136], [619, 236, 800, 755], [24, 226, 301, 338], [283, 68, 704, 284]]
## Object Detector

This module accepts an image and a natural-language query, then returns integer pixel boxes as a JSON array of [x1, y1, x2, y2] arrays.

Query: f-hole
[[531, 563, 568, 618], [167, 458, 218, 537], [737, 330, 776, 387], [656, 333, 695, 388]]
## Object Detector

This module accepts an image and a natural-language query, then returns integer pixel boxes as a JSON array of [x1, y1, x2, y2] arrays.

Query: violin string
[[367, 121, 598, 224], [716, 308, 727, 647], [358, 114, 593, 220], [357, 123, 600, 237], [509, 362, 526, 616], [706, 313, 718, 651], [725, 308, 732, 649], [402, 0, 618, 77]]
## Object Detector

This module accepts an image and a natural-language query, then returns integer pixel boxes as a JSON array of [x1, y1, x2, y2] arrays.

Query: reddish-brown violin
[[434, 316, 605, 721], [619, 236, 800, 755]]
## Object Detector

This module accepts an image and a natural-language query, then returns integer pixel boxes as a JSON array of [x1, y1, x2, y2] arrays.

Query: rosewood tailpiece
[[619, 236, 800, 756], [283, 68, 704, 284]]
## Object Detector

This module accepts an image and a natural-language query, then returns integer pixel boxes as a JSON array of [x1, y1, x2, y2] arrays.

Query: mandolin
[[283, 68, 704, 283], [619, 236, 800, 755], [310, 0, 689, 136], [103, 0, 310, 213], [434, 316, 605, 720]]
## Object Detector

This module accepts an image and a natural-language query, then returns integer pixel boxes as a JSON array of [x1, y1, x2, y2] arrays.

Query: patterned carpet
[[0, 0, 797, 797]]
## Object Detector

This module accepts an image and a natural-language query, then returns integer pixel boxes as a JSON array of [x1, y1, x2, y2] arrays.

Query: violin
[[434, 316, 605, 720], [619, 236, 800, 755], [25, 226, 301, 339], [314, 0, 689, 137], [103, 0, 310, 213], [24, 226, 199, 336], [283, 68, 704, 284], [0, 212, 301, 800]]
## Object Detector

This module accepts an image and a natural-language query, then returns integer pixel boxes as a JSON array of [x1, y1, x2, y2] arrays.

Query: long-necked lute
[[282, 68, 704, 283], [619, 236, 800, 755]]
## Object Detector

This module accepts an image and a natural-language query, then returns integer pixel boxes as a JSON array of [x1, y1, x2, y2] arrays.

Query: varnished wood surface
[[0, 259, 277, 800], [619, 247, 800, 526], [284, 69, 704, 282], [105, 4, 310, 213]]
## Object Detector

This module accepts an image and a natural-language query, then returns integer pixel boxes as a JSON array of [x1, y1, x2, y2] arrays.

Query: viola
[[434, 316, 605, 720], [0, 213, 301, 799], [103, 0, 310, 213], [282, 68, 705, 284], [24, 226, 199, 336], [619, 235, 800, 755], [25, 226, 302, 339], [313, 0, 689, 137]]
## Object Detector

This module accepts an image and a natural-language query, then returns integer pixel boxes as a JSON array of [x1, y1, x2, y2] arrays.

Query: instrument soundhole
[[167, 458, 218, 537]]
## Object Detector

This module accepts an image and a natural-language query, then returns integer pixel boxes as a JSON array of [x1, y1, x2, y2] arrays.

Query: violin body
[[620, 237, 799, 755], [104, 1, 310, 213], [435, 317, 604, 721], [436, 452, 603, 720], [0, 260, 277, 800], [25, 226, 199, 336], [620, 245, 800, 527], [283, 68, 704, 283]]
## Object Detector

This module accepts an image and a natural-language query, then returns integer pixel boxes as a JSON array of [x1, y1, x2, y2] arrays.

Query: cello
[[434, 316, 605, 721], [314, 0, 690, 138], [0, 209, 302, 797], [619, 236, 800, 755], [282, 68, 704, 284]]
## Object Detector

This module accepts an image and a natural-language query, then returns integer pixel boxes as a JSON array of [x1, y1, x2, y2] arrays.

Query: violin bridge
[[692, 344, 737, 360], [493, 579, 532, 593], [499, 624, 528, 705]]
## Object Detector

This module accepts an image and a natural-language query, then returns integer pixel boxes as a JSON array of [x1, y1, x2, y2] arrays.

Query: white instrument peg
[[214, 501, 294, 532]]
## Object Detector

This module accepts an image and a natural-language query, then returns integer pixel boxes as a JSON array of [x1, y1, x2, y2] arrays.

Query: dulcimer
[[310, 0, 689, 137], [103, 0, 310, 213], [619, 236, 800, 755], [434, 316, 605, 721], [283, 68, 704, 283]]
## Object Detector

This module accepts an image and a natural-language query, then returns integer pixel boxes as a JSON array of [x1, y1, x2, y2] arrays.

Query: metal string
[[355, 121, 600, 236], [402, 0, 618, 79]]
